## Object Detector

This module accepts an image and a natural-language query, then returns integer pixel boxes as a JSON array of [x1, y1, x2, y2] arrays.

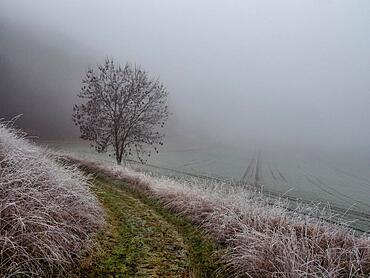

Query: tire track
[[298, 166, 370, 210], [240, 151, 263, 187]]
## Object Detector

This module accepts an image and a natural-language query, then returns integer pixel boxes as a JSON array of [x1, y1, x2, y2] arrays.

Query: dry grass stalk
[[0, 123, 104, 277], [64, 154, 370, 277]]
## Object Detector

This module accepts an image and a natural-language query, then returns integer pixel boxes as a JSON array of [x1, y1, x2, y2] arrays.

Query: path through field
[[74, 174, 224, 278]]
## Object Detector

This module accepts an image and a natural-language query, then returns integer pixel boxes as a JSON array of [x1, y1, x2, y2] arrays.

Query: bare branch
[[73, 58, 169, 165]]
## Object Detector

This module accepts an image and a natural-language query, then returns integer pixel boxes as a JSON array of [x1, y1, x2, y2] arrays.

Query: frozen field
[[46, 140, 370, 232]]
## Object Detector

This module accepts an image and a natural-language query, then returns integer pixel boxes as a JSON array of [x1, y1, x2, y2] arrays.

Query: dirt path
[[74, 175, 224, 277]]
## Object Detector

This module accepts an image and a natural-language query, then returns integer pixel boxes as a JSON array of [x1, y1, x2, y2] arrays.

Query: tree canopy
[[73, 58, 168, 164]]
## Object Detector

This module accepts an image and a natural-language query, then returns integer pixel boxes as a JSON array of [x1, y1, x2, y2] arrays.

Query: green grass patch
[[74, 173, 225, 277]]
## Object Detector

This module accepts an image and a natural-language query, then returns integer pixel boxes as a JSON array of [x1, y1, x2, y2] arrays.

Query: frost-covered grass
[[75, 175, 224, 277], [0, 123, 104, 277], [64, 154, 370, 277]]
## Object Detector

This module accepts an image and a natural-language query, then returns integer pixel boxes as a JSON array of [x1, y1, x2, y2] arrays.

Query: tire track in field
[[266, 162, 291, 188], [317, 157, 370, 190], [240, 151, 263, 187], [240, 151, 256, 184], [298, 166, 370, 210]]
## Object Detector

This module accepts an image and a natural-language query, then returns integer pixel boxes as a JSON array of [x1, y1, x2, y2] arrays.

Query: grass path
[[74, 174, 225, 277]]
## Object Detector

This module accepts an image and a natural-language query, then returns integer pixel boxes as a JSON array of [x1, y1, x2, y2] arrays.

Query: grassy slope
[[74, 174, 225, 277]]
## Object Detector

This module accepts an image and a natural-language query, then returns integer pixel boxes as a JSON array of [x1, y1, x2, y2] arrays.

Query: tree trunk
[[116, 155, 122, 165], [118, 141, 126, 166]]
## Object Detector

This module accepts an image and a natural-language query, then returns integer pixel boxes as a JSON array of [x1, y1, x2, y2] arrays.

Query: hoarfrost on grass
[[64, 152, 370, 277], [0, 122, 104, 277]]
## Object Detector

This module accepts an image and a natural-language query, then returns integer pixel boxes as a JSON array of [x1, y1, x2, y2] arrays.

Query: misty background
[[0, 0, 370, 152]]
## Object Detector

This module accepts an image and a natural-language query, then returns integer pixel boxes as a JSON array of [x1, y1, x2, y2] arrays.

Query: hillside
[[66, 154, 370, 277], [0, 123, 103, 277], [1, 121, 370, 277]]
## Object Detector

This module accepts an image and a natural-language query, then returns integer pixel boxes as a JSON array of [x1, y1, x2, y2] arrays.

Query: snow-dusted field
[[47, 140, 370, 232], [63, 149, 370, 277]]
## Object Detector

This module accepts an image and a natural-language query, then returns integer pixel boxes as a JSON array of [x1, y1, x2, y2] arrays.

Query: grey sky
[[0, 0, 369, 150]]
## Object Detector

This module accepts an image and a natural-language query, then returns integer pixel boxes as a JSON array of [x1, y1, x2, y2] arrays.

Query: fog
[[1, 0, 369, 151]]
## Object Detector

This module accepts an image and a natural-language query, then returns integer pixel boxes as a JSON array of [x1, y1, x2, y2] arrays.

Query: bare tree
[[73, 58, 168, 165]]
